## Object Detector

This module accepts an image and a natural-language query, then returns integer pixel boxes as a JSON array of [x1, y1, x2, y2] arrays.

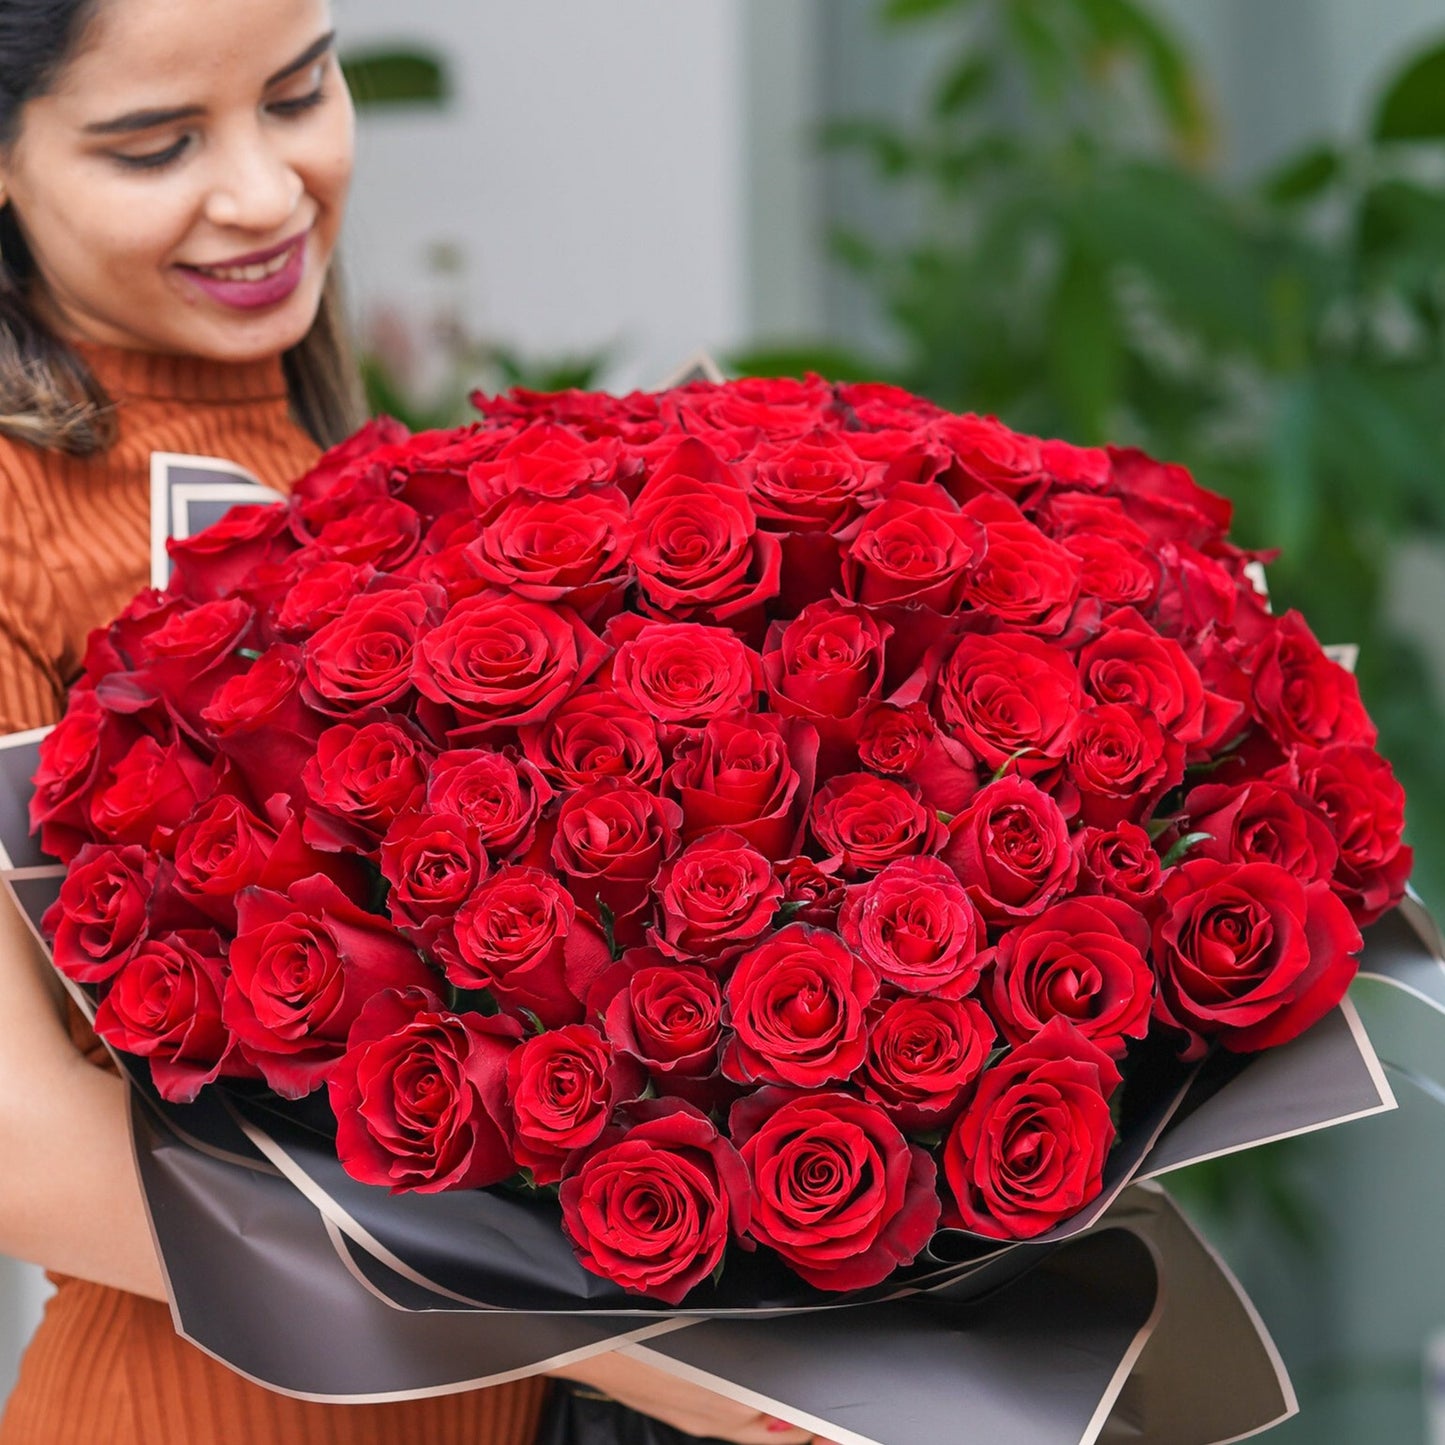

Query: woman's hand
[[551, 1349, 839, 1444]]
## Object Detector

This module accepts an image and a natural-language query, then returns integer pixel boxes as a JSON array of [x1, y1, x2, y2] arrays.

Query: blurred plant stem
[[732, 0, 1445, 919]]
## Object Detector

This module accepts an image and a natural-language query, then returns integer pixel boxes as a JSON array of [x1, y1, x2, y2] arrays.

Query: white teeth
[[193, 247, 294, 283]]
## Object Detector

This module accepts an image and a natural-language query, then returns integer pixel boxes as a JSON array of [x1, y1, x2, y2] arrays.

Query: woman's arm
[[0, 886, 166, 1299]]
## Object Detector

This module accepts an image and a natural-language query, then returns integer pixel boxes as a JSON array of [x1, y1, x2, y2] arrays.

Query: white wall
[[337, 0, 751, 394]]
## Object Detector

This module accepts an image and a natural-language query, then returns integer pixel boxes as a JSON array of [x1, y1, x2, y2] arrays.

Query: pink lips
[[176, 229, 310, 312]]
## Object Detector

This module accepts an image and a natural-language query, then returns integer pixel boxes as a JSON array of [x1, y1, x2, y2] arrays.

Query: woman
[[0, 2, 825, 1441]]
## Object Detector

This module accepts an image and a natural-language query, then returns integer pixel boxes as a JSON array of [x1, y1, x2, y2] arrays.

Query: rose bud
[[329, 987, 521, 1193], [959, 492, 1082, 635], [1151, 857, 1364, 1057], [653, 830, 783, 962], [943, 1017, 1121, 1240], [987, 897, 1153, 1059], [839, 855, 985, 999], [448, 865, 611, 1028], [426, 747, 552, 861], [774, 855, 846, 930], [518, 685, 663, 791], [1073, 822, 1163, 904], [44, 843, 155, 984], [668, 714, 818, 860], [94, 930, 236, 1104], [731, 1088, 940, 1291], [941, 776, 1080, 923], [560, 1100, 751, 1304], [722, 924, 877, 1088], [226, 875, 435, 1099], [860, 994, 996, 1130], [934, 631, 1082, 782], [507, 1024, 641, 1185], [809, 772, 948, 878]]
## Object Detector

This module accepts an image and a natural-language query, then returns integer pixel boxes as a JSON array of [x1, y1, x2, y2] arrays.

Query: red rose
[[303, 583, 441, 715], [226, 875, 434, 1098], [559, 1100, 750, 1304], [1283, 745, 1411, 927], [987, 897, 1153, 1058], [629, 438, 782, 623], [942, 776, 1080, 922], [426, 747, 551, 861], [448, 865, 610, 1027], [762, 600, 890, 749], [551, 778, 683, 936], [935, 632, 1082, 780], [809, 772, 948, 878], [1151, 857, 1364, 1056], [508, 1024, 640, 1184], [722, 923, 877, 1088], [329, 987, 520, 1193], [841, 481, 985, 610], [93, 929, 236, 1104], [1065, 702, 1185, 829], [167, 501, 295, 603], [44, 843, 154, 984], [467, 422, 634, 506], [668, 713, 818, 858], [943, 1017, 1121, 1239], [1250, 611, 1376, 752], [603, 959, 724, 1082], [959, 493, 1081, 635], [518, 686, 663, 791], [28, 690, 112, 863], [1043, 494, 1159, 610], [774, 855, 846, 930], [839, 855, 985, 997], [747, 431, 884, 534], [301, 719, 431, 851], [1073, 822, 1164, 904], [931, 413, 1046, 502], [313, 497, 422, 571], [731, 1088, 940, 1291], [172, 794, 279, 927], [467, 486, 634, 623], [1077, 610, 1241, 758], [272, 555, 373, 639], [607, 618, 763, 736], [379, 809, 488, 942], [860, 994, 995, 1129], [1106, 447, 1232, 548], [653, 830, 783, 962], [414, 594, 607, 735], [142, 596, 256, 727], [88, 734, 212, 856], [857, 702, 978, 815], [1182, 780, 1338, 885]]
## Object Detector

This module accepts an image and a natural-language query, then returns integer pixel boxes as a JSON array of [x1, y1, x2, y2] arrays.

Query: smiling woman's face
[[0, 0, 354, 360]]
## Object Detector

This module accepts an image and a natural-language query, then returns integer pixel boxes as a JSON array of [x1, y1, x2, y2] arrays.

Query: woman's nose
[[203, 129, 304, 234]]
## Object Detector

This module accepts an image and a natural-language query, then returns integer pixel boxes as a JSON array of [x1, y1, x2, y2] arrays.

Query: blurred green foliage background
[[733, 0, 1445, 916]]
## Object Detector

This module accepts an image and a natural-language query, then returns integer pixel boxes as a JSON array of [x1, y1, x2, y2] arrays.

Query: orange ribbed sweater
[[0, 343, 547, 1445]]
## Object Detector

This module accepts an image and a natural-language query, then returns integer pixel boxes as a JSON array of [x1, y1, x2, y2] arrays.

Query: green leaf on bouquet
[[1161, 831, 1212, 868]]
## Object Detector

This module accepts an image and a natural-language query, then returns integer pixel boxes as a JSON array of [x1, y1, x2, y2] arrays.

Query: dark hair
[[0, 0, 367, 455]]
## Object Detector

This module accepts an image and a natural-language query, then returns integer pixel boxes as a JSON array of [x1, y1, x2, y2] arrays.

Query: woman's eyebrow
[[82, 29, 337, 136]]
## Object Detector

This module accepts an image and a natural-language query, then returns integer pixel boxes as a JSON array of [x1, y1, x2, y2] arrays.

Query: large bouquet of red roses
[[31, 374, 1413, 1298], [10, 371, 1428, 1443]]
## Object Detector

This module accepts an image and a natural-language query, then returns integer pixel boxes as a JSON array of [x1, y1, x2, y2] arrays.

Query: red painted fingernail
[[766, 1422, 795, 1434]]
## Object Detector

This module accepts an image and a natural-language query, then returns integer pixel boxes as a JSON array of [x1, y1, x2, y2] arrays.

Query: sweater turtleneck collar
[[72, 338, 291, 406]]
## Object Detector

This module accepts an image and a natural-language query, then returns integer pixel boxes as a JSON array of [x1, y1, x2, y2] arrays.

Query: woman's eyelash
[[112, 89, 326, 171]]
